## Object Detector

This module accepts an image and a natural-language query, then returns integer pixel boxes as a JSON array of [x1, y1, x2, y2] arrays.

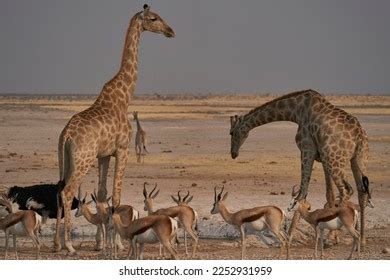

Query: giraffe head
[[230, 115, 249, 159], [138, 4, 175, 38], [133, 111, 138, 120], [287, 185, 306, 211]]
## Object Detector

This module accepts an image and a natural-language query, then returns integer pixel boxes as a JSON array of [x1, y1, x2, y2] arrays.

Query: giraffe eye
[[150, 17, 157, 22]]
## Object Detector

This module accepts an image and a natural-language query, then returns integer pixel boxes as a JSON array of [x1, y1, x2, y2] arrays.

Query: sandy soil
[[0, 94, 389, 260]]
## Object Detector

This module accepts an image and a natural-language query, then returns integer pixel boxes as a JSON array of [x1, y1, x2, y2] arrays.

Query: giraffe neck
[[242, 90, 320, 131], [218, 203, 234, 225], [94, 14, 143, 109], [135, 117, 141, 130]]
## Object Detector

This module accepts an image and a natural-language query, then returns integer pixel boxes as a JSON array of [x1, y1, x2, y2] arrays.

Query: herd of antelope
[[0, 181, 373, 260]]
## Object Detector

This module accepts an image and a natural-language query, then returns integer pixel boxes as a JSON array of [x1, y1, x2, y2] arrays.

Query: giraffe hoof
[[53, 245, 62, 253], [66, 251, 77, 257]]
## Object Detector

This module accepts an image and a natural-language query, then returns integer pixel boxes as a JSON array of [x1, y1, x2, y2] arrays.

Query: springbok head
[[75, 187, 91, 217], [143, 182, 160, 211], [287, 185, 305, 212], [211, 186, 229, 214]]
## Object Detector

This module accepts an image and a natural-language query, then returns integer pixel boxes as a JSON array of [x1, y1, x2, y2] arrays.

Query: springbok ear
[[222, 192, 229, 201]]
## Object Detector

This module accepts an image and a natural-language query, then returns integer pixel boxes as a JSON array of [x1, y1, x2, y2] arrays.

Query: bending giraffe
[[133, 111, 148, 163], [229, 89, 371, 246], [56, 4, 175, 253]]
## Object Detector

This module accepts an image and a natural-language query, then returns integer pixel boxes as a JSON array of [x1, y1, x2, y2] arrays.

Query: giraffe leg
[[61, 186, 77, 254], [112, 148, 129, 207], [97, 156, 111, 201], [61, 162, 92, 254], [297, 148, 316, 200], [351, 157, 368, 246], [323, 165, 336, 207], [54, 195, 63, 252], [323, 165, 340, 245]]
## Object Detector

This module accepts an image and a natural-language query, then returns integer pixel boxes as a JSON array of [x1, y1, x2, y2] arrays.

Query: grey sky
[[0, 0, 389, 95]]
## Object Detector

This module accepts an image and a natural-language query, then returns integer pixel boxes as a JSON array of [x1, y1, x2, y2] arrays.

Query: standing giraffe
[[56, 4, 175, 253], [133, 111, 148, 163], [229, 89, 371, 246]]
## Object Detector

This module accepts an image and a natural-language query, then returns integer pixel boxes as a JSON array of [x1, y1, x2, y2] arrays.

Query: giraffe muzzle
[[164, 27, 175, 38]]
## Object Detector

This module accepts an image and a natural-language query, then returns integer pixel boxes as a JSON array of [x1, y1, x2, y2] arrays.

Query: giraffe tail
[[58, 130, 68, 182]]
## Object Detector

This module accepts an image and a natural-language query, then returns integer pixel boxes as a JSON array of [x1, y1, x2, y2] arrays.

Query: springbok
[[91, 191, 139, 255], [75, 188, 106, 251], [0, 196, 41, 259], [143, 183, 199, 257], [133, 111, 148, 163], [211, 186, 289, 260], [323, 193, 374, 244], [288, 186, 361, 259], [170, 190, 199, 255], [108, 206, 178, 259]]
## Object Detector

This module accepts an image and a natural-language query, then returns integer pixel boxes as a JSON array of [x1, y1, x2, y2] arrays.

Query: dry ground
[[0, 94, 389, 260]]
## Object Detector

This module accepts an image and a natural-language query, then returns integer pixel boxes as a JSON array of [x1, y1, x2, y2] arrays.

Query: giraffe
[[133, 111, 148, 163], [56, 4, 175, 253], [229, 89, 371, 246]]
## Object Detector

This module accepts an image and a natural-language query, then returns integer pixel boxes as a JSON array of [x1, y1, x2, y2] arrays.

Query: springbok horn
[[177, 190, 182, 202], [93, 189, 98, 201], [214, 186, 217, 202], [143, 182, 148, 198], [217, 185, 225, 200], [183, 190, 190, 202], [149, 184, 157, 198]]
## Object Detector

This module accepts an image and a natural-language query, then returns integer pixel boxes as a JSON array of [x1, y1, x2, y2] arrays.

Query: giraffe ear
[[230, 116, 235, 127]]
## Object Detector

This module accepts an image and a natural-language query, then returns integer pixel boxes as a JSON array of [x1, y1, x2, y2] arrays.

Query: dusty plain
[[0, 93, 389, 260]]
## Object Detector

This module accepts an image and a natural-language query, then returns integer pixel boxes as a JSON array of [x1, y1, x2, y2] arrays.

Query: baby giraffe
[[133, 111, 148, 163], [211, 186, 289, 259], [288, 186, 361, 259]]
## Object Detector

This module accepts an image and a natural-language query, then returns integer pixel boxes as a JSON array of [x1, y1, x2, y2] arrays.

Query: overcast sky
[[0, 0, 389, 95]]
